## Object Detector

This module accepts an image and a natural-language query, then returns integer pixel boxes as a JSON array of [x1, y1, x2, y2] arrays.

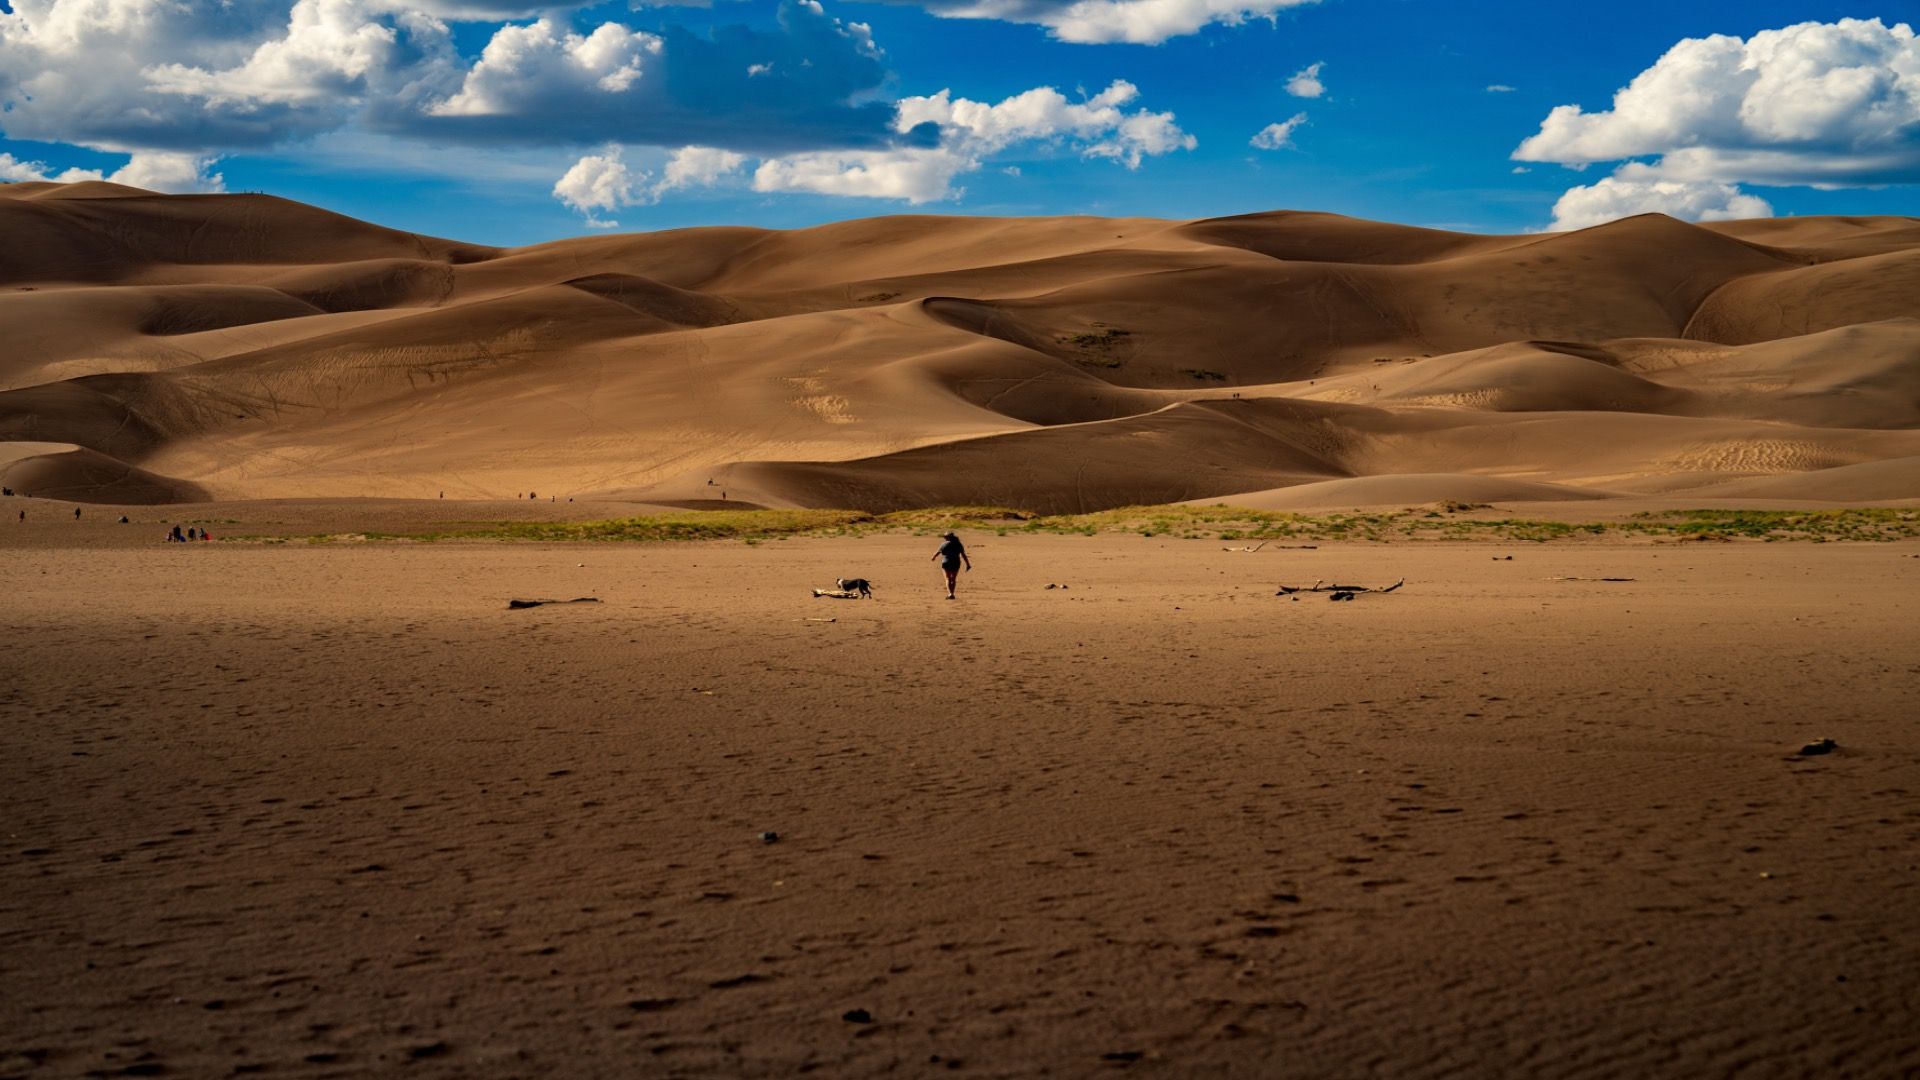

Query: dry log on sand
[[506, 597, 601, 609], [1276, 578, 1405, 601]]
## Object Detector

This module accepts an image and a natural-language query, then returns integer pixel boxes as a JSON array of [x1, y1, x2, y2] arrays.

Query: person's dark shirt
[[937, 538, 966, 566]]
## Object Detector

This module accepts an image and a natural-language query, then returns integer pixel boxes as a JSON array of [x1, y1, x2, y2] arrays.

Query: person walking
[[932, 531, 971, 600]]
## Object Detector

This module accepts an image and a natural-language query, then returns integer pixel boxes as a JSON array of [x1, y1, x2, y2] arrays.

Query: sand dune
[[2, 181, 1916, 507], [1191, 473, 1619, 510], [1687, 455, 1920, 502], [0, 440, 209, 502]]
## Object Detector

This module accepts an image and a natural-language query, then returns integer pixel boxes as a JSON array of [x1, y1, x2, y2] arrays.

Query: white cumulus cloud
[[656, 145, 748, 194], [1515, 18, 1919, 232], [146, 0, 439, 108], [752, 146, 970, 202], [0, 0, 900, 165], [1547, 168, 1774, 231], [0, 0, 459, 151], [1285, 61, 1323, 98], [1515, 17, 1920, 186], [552, 147, 648, 227], [894, 80, 1193, 167], [111, 151, 229, 192], [0, 149, 225, 192], [432, 19, 662, 116], [1250, 112, 1305, 150], [552, 143, 750, 222], [736, 79, 1194, 205], [0, 152, 98, 184], [910, 0, 1321, 46]]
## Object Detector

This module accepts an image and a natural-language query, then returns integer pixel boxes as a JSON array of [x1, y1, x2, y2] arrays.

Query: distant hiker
[[529, 491, 536, 500], [74, 507, 81, 520], [16, 510, 22, 523], [169, 525, 185, 542], [200, 528, 212, 542], [3, 487, 11, 496], [187, 527, 198, 540], [438, 491, 444, 499], [118, 516, 129, 524], [932, 532, 971, 600]]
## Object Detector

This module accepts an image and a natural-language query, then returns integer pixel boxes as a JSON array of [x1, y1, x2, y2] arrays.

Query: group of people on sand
[[165, 525, 212, 543], [15, 506, 88, 522]]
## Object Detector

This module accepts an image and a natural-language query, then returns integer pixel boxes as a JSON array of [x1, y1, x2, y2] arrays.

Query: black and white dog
[[836, 577, 875, 599]]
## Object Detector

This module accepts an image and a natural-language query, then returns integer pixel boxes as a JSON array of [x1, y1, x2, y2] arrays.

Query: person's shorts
[[941, 561, 961, 573]]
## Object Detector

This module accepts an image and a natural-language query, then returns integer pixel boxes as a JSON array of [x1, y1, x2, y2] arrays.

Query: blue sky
[[1, 0, 1914, 245]]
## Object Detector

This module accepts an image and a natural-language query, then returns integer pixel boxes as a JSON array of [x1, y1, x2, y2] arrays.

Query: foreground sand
[[4, 531, 1919, 1077]]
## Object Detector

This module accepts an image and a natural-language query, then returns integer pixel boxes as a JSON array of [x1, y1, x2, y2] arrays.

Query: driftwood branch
[[1276, 578, 1405, 601], [812, 588, 863, 599], [507, 597, 601, 609], [1222, 541, 1318, 551]]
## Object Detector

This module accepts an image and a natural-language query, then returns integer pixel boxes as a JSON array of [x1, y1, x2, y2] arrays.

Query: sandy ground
[[4, 526, 1919, 1078]]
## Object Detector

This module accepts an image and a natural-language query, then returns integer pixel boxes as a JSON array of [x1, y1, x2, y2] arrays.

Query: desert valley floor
[[3, 518, 1918, 1078]]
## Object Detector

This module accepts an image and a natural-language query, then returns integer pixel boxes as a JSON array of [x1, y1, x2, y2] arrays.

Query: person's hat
[[943, 531, 957, 539]]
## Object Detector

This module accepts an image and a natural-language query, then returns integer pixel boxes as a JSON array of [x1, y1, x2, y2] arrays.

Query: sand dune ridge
[[2, 182, 1916, 508]]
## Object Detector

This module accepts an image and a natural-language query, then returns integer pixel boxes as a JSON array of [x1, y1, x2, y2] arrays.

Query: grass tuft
[[277, 504, 1920, 545]]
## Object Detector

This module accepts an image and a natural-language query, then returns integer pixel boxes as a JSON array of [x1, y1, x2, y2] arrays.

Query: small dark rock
[[1798, 738, 1838, 756], [1102, 1050, 1144, 1064], [759, 831, 780, 844], [842, 1008, 873, 1024], [407, 1041, 450, 1059]]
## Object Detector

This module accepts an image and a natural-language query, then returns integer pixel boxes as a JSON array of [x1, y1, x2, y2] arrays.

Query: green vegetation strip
[[290, 505, 1920, 545]]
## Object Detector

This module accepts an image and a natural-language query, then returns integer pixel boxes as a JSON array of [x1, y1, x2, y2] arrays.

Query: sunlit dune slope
[[2, 182, 1916, 508]]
